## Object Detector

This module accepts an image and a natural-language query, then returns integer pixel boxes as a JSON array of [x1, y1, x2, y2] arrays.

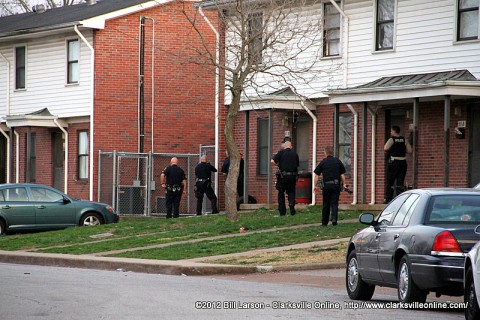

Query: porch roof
[[327, 70, 480, 105], [239, 87, 316, 111], [4, 108, 67, 128]]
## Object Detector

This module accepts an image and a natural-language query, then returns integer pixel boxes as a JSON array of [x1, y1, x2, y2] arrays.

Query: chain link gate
[[99, 151, 206, 216]]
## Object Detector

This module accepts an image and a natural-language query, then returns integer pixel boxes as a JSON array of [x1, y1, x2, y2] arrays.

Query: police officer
[[160, 157, 187, 219], [271, 141, 299, 216], [313, 146, 347, 226], [195, 154, 219, 215], [221, 150, 245, 197], [384, 125, 412, 203]]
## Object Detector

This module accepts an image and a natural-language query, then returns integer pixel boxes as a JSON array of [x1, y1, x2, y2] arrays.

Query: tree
[[181, 0, 331, 221], [0, 0, 81, 16]]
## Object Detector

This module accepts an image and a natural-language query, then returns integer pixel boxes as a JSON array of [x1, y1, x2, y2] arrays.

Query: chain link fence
[[99, 151, 210, 216]]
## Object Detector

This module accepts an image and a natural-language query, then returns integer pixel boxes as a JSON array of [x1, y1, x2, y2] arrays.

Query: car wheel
[[465, 266, 480, 320], [346, 249, 375, 300], [397, 255, 427, 303], [80, 213, 103, 226]]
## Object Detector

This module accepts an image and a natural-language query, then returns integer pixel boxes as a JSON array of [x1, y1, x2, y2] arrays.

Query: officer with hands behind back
[[195, 154, 219, 215], [160, 157, 187, 219], [271, 140, 299, 216], [314, 146, 347, 226]]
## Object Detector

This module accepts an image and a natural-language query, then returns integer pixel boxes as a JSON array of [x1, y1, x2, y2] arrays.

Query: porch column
[[243, 111, 249, 204], [444, 95, 451, 187], [267, 109, 273, 206], [334, 104, 339, 156], [413, 98, 419, 188]]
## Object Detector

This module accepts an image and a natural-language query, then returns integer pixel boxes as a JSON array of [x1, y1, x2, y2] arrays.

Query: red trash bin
[[296, 172, 312, 204]]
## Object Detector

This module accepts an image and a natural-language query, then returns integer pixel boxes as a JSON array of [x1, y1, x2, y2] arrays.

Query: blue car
[[346, 189, 480, 303], [0, 183, 119, 235]]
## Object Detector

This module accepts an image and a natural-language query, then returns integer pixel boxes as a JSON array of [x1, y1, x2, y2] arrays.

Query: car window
[[31, 187, 64, 202], [377, 193, 410, 227], [427, 195, 480, 223], [391, 194, 420, 226], [1, 187, 29, 202]]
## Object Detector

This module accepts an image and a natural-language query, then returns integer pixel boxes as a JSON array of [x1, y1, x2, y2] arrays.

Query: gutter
[[74, 25, 95, 200], [0, 53, 11, 182], [329, 0, 349, 88], [198, 5, 220, 196], [54, 119, 68, 194]]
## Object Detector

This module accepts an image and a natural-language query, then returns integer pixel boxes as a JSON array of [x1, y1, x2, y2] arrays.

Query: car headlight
[[105, 205, 115, 213]]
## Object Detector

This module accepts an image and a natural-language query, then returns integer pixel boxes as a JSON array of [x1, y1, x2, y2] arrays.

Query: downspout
[[54, 119, 68, 193], [367, 106, 376, 204], [14, 130, 19, 183], [0, 52, 11, 182], [346, 104, 358, 204], [298, 98, 317, 205], [74, 25, 95, 200], [199, 6, 220, 196], [329, 0, 349, 88]]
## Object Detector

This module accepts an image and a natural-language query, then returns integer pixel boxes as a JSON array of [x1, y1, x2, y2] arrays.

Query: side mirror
[[63, 197, 71, 204], [359, 213, 376, 226]]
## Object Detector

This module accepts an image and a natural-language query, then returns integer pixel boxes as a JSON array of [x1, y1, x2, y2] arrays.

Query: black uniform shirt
[[195, 162, 217, 180], [272, 148, 299, 172], [221, 157, 245, 177], [162, 165, 186, 185], [389, 136, 407, 157], [314, 156, 346, 182]]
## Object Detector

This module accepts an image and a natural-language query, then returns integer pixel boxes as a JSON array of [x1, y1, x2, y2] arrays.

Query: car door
[[29, 186, 76, 227], [359, 194, 410, 282], [0, 187, 35, 229], [377, 193, 420, 284]]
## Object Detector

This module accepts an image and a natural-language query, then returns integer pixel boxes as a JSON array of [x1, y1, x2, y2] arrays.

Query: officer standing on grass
[[313, 146, 347, 226], [271, 140, 299, 216], [195, 154, 219, 215], [161, 157, 187, 219]]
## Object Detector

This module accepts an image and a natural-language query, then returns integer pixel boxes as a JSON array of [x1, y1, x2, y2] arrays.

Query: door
[[52, 132, 64, 191], [294, 116, 309, 172], [30, 186, 76, 227], [0, 187, 35, 229], [469, 106, 480, 187], [0, 136, 6, 183]]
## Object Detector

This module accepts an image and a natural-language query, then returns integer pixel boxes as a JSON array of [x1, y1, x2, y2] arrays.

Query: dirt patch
[[204, 242, 347, 266]]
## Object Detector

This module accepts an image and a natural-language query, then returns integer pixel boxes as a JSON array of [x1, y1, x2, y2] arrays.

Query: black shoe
[[332, 222, 337, 226], [196, 213, 202, 216], [211, 211, 219, 214]]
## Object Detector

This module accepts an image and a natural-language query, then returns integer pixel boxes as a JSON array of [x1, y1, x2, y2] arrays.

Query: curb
[[0, 250, 344, 276]]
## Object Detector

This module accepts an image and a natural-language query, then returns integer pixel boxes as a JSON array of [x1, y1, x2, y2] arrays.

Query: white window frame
[[248, 12, 263, 66], [322, 1, 342, 58], [456, 0, 480, 42], [67, 39, 80, 84], [78, 130, 89, 180], [14, 45, 27, 90]]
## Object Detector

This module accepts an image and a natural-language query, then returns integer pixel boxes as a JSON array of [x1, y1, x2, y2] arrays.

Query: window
[[323, 2, 341, 57], [339, 113, 352, 173], [376, 0, 395, 50], [26, 133, 36, 183], [391, 194, 419, 226], [15, 46, 26, 89], [67, 39, 79, 84], [2, 187, 29, 202], [457, 0, 479, 41], [377, 193, 409, 227], [78, 131, 89, 180], [31, 187, 64, 202], [248, 12, 263, 65], [257, 118, 269, 175]]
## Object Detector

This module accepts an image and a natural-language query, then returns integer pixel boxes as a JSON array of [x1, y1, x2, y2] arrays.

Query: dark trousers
[[196, 182, 218, 215], [322, 184, 341, 225], [277, 175, 297, 216], [166, 191, 182, 218], [385, 160, 407, 202]]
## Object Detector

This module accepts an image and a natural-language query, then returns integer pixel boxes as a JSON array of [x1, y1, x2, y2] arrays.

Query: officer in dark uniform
[[313, 146, 347, 226], [221, 150, 245, 197], [195, 155, 219, 215], [271, 141, 299, 216], [160, 157, 187, 219], [384, 125, 412, 203]]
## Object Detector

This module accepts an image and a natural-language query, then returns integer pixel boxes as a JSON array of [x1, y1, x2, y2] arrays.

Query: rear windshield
[[426, 195, 480, 223]]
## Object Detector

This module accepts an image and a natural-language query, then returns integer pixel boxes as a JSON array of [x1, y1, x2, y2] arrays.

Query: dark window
[[67, 39, 79, 84], [248, 12, 263, 65], [377, 193, 409, 227], [376, 0, 395, 50], [323, 2, 341, 57], [427, 195, 480, 223], [457, 0, 479, 41], [78, 131, 89, 180], [15, 46, 26, 89], [339, 113, 352, 173], [257, 118, 269, 175], [391, 194, 420, 226], [26, 133, 36, 183]]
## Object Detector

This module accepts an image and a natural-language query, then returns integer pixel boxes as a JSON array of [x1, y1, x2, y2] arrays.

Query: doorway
[[469, 106, 480, 187], [52, 132, 64, 191]]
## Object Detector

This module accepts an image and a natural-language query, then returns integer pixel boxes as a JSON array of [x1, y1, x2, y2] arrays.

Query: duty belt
[[324, 179, 339, 185], [196, 178, 209, 182], [281, 171, 297, 176]]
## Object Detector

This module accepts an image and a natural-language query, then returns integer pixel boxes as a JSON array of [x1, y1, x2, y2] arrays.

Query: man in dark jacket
[[271, 141, 299, 216], [195, 155, 219, 215], [160, 157, 187, 219], [314, 146, 347, 226]]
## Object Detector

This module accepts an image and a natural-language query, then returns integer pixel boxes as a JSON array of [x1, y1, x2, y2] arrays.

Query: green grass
[[0, 206, 363, 259]]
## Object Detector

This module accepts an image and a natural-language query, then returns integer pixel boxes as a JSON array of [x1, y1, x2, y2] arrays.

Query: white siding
[[344, 0, 480, 87], [0, 31, 93, 119]]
